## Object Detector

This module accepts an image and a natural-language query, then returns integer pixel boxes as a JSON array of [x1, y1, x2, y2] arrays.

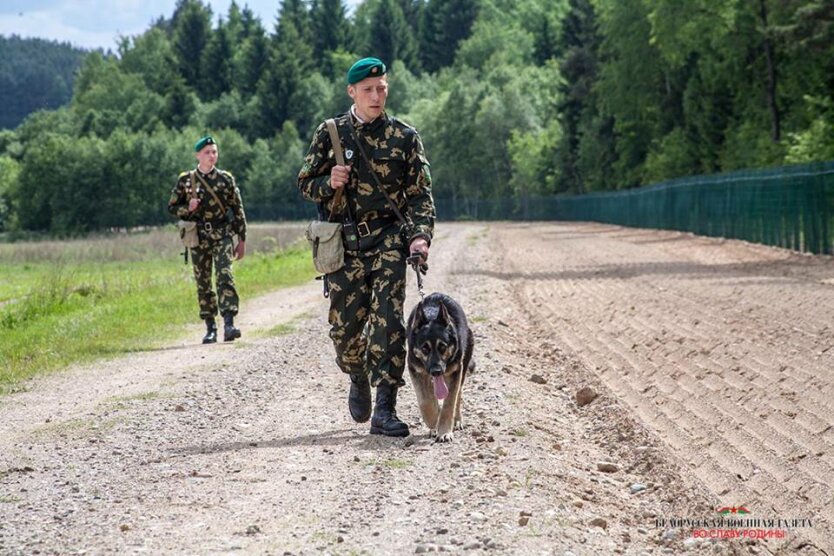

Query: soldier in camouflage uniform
[[298, 57, 435, 437], [169, 135, 247, 344]]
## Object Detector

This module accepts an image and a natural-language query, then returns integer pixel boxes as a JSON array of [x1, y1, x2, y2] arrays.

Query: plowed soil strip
[[497, 222, 834, 554]]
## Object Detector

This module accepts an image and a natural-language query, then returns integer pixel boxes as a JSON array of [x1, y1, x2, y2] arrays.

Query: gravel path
[[2, 222, 832, 555]]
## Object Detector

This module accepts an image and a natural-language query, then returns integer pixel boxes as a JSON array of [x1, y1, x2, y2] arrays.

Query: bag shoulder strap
[[193, 170, 226, 215], [326, 119, 345, 166], [346, 120, 409, 227], [325, 118, 345, 221]]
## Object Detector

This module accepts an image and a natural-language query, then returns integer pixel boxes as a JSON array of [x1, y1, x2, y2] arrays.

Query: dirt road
[[1, 222, 832, 555]]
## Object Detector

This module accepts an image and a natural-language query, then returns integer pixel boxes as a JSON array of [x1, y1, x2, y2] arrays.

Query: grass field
[[0, 223, 314, 394]]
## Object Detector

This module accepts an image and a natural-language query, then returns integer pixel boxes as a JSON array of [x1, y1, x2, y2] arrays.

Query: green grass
[[252, 311, 312, 338], [381, 458, 413, 470], [0, 235, 316, 394]]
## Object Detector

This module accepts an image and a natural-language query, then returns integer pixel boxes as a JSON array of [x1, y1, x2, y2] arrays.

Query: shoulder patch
[[178, 171, 190, 179], [218, 169, 234, 180]]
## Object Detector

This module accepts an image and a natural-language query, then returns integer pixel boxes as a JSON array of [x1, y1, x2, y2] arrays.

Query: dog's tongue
[[433, 375, 449, 400]]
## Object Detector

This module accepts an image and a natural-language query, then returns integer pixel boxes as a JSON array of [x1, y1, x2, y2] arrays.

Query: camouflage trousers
[[326, 248, 408, 387], [190, 235, 239, 320]]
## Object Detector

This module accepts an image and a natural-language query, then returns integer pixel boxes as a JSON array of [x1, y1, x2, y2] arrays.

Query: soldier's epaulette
[[217, 169, 234, 181], [390, 116, 418, 134], [331, 113, 350, 128], [178, 170, 190, 179]]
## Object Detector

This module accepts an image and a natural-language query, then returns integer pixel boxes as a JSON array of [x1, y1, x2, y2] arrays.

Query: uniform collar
[[196, 165, 216, 178], [349, 106, 386, 132]]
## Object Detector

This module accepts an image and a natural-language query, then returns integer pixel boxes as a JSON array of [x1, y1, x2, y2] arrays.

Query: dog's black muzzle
[[428, 365, 445, 377]]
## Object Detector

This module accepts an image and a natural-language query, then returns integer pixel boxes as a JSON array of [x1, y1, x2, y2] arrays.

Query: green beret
[[194, 135, 216, 152], [347, 57, 386, 85]]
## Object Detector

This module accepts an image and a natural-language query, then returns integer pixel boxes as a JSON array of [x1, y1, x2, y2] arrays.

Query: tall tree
[[310, 0, 351, 74], [119, 28, 178, 96], [236, 20, 269, 96], [554, 0, 602, 193], [256, 0, 314, 135], [369, 0, 419, 68], [276, 0, 314, 47], [226, 1, 245, 44], [171, 0, 213, 92], [200, 19, 234, 100], [420, 0, 479, 73]]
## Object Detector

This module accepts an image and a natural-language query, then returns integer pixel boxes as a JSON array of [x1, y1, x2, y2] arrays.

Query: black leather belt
[[201, 220, 229, 232], [356, 216, 398, 238]]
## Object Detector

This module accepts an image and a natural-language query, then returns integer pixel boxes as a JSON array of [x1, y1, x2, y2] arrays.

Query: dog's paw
[[454, 419, 464, 431], [429, 429, 437, 438], [435, 431, 454, 443]]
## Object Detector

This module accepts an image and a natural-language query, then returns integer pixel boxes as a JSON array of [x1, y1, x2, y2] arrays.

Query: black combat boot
[[370, 382, 410, 437], [202, 318, 217, 344], [223, 314, 241, 342], [348, 374, 372, 423]]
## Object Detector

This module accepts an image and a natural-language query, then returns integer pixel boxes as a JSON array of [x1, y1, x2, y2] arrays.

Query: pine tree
[[369, 0, 419, 69], [200, 19, 234, 100], [555, 0, 604, 193], [171, 0, 213, 92], [310, 0, 351, 74], [276, 0, 314, 48], [226, 1, 244, 44], [256, 0, 314, 135], [240, 5, 259, 39], [237, 20, 269, 96], [420, 0, 478, 73]]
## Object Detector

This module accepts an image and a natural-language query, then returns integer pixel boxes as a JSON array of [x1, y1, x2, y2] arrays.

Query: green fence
[[436, 161, 834, 255], [244, 161, 834, 255], [554, 161, 834, 255]]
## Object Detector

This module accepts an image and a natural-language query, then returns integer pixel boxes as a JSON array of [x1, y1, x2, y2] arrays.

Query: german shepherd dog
[[406, 293, 474, 442]]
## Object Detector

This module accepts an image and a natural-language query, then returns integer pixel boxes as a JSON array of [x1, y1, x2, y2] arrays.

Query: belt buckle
[[203, 222, 213, 232], [357, 221, 371, 238]]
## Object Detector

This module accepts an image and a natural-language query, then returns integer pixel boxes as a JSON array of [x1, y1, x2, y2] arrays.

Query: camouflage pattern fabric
[[168, 168, 247, 243], [191, 235, 239, 319], [327, 249, 407, 386], [298, 111, 436, 386], [168, 167, 247, 319], [298, 112, 434, 253]]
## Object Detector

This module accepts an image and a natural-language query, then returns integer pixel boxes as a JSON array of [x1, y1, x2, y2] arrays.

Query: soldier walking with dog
[[298, 57, 436, 437], [169, 135, 247, 344]]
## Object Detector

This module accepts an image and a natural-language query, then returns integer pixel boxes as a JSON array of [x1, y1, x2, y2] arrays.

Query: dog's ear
[[438, 302, 451, 325], [413, 302, 427, 327]]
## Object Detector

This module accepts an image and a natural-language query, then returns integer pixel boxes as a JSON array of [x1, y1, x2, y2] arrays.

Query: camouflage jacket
[[297, 111, 435, 253], [168, 167, 247, 242]]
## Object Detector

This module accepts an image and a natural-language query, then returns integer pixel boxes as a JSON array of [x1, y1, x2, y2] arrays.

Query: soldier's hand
[[409, 237, 429, 262], [188, 198, 200, 212], [234, 240, 246, 261], [330, 165, 352, 190]]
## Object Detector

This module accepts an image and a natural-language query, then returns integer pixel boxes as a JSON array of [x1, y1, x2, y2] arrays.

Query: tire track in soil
[[496, 222, 834, 555]]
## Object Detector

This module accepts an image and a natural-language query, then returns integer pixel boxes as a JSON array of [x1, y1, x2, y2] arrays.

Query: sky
[[0, 0, 361, 51]]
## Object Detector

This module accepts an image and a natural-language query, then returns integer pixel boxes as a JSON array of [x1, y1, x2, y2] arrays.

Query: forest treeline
[[0, 36, 87, 131], [0, 0, 832, 234]]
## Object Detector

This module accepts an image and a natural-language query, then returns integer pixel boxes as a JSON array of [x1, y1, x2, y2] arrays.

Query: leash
[[406, 254, 428, 300]]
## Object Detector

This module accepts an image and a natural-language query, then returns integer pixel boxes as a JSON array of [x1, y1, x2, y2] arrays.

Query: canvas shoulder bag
[[305, 118, 346, 274]]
